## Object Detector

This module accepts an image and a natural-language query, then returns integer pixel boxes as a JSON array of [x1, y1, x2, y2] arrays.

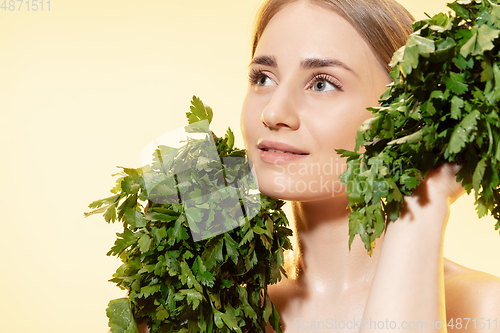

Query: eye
[[312, 80, 336, 91], [248, 68, 277, 87], [309, 73, 343, 92]]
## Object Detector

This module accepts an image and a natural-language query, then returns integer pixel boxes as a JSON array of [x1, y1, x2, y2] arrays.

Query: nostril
[[261, 116, 272, 129]]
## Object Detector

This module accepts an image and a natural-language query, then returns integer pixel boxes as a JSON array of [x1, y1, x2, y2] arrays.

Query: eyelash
[[311, 72, 344, 90], [248, 68, 344, 91]]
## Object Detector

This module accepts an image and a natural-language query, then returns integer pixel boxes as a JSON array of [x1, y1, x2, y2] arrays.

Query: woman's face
[[241, 1, 391, 201]]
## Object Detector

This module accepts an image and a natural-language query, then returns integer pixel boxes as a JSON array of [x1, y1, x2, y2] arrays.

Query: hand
[[398, 162, 465, 229], [367, 163, 465, 332], [416, 162, 465, 205]]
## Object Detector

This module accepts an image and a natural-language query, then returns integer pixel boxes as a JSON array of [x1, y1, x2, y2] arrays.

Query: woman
[[240, 0, 500, 332]]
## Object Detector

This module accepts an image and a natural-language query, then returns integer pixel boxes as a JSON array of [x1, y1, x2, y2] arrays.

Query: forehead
[[254, 1, 381, 73]]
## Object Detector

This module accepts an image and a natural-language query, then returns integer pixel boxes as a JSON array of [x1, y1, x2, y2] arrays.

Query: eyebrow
[[249, 55, 354, 73]]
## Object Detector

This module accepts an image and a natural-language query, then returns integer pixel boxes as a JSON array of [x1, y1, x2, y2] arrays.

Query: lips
[[257, 140, 310, 155], [257, 140, 310, 164]]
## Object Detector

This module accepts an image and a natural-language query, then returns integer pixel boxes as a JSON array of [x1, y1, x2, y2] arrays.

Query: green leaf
[[88, 194, 121, 209], [144, 212, 177, 222], [473, 157, 487, 193], [224, 233, 239, 264], [460, 27, 477, 57], [450, 96, 465, 120], [252, 226, 267, 234], [244, 249, 258, 270], [401, 173, 421, 190], [475, 197, 490, 218], [88, 95, 302, 332], [491, 4, 500, 27], [119, 167, 140, 177], [186, 95, 213, 125], [239, 229, 254, 246], [156, 307, 170, 321], [167, 215, 190, 244], [263, 292, 273, 323], [389, 45, 405, 68], [197, 270, 216, 288], [436, 37, 457, 58], [387, 129, 423, 146], [184, 207, 203, 223], [180, 261, 203, 293], [177, 289, 203, 310], [446, 72, 469, 95], [214, 310, 224, 329], [401, 43, 420, 74], [486, 63, 500, 103], [481, 59, 494, 82], [139, 285, 160, 298], [108, 228, 138, 256], [448, 2, 470, 20], [83, 205, 108, 218], [477, 23, 500, 54], [150, 226, 167, 244], [124, 208, 145, 228], [219, 311, 242, 333], [316, 1, 500, 265], [335, 148, 361, 159], [407, 34, 436, 56], [448, 110, 480, 154], [138, 234, 152, 253], [106, 298, 139, 333], [104, 204, 118, 223], [226, 127, 234, 151], [236, 285, 257, 320]]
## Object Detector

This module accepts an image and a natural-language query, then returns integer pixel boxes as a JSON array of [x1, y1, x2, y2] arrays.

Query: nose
[[261, 85, 300, 130]]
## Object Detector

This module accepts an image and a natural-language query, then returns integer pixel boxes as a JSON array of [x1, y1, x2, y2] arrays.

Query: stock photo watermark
[[272, 157, 403, 197], [294, 317, 499, 331], [140, 120, 261, 242], [1, 0, 50, 11], [138, 119, 407, 240]]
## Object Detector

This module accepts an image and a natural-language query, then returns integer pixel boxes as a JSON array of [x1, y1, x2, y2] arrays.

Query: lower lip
[[259, 149, 309, 164]]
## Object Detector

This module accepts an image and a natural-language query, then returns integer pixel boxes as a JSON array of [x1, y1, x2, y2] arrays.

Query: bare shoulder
[[444, 257, 500, 294], [444, 257, 500, 330]]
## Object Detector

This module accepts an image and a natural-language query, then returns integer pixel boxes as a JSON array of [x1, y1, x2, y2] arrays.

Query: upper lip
[[257, 140, 310, 155]]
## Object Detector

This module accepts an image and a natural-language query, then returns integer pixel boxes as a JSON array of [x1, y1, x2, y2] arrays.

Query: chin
[[257, 188, 347, 202], [255, 179, 348, 202], [247, 154, 349, 201]]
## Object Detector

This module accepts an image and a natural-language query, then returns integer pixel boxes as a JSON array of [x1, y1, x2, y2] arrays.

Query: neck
[[290, 194, 385, 299]]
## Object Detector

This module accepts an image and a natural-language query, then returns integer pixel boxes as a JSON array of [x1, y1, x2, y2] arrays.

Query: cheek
[[306, 103, 371, 151], [240, 96, 258, 147]]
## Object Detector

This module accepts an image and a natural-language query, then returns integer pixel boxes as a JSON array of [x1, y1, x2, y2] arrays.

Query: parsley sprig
[[336, 0, 500, 254], [86, 96, 292, 332]]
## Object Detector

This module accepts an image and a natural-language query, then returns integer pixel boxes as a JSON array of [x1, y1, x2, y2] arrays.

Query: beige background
[[1, 1, 498, 332]]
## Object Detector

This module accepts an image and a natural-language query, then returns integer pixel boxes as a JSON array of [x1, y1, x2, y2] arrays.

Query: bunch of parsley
[[336, 0, 500, 254], [85, 96, 292, 332]]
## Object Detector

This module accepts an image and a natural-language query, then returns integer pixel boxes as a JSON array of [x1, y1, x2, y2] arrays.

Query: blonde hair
[[251, 0, 415, 73]]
